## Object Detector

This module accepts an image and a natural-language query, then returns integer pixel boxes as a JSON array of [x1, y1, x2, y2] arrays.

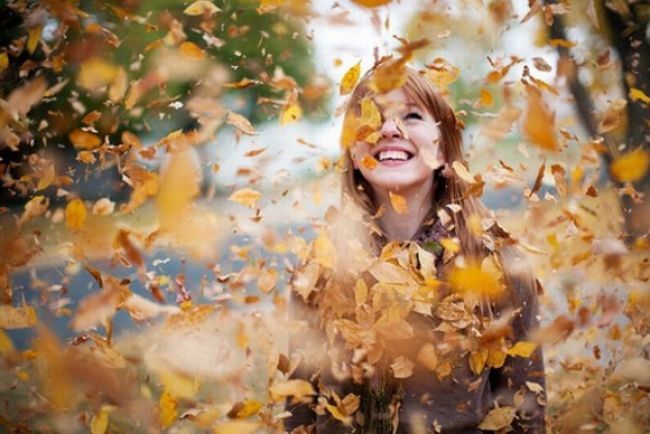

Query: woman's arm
[[490, 248, 546, 434]]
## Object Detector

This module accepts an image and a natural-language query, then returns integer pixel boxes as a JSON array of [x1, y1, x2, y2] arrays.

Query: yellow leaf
[[27, 26, 42, 54], [90, 406, 110, 434], [228, 188, 261, 208], [159, 390, 178, 428], [65, 198, 87, 231], [0, 305, 37, 329], [36, 165, 55, 191], [341, 111, 359, 148], [610, 149, 649, 183], [226, 111, 256, 135], [157, 148, 201, 226], [448, 262, 503, 298], [469, 349, 488, 375], [160, 369, 198, 400], [0, 330, 14, 353], [478, 406, 517, 430], [280, 103, 302, 125], [184, 0, 221, 15], [549, 38, 576, 48], [108, 67, 127, 102], [507, 341, 537, 358], [451, 160, 475, 183], [360, 97, 381, 129], [78, 58, 117, 91], [0, 52, 8, 72], [629, 87, 650, 104], [354, 278, 368, 305], [313, 231, 337, 269], [228, 399, 263, 419], [389, 191, 409, 214], [439, 237, 460, 254], [487, 348, 507, 368], [326, 404, 352, 425], [269, 379, 314, 401], [340, 61, 361, 95], [213, 421, 260, 434], [180, 41, 206, 60], [523, 90, 559, 152], [70, 129, 101, 150], [351, 0, 393, 8]]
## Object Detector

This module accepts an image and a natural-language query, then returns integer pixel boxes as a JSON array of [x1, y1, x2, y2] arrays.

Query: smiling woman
[[284, 63, 546, 433]]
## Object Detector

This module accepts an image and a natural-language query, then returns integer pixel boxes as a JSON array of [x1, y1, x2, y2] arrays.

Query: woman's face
[[350, 88, 444, 194]]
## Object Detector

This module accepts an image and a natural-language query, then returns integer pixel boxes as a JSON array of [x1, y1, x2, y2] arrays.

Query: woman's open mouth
[[373, 149, 415, 164]]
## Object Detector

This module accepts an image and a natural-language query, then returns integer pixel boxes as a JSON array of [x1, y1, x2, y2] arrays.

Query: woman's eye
[[404, 112, 423, 121]]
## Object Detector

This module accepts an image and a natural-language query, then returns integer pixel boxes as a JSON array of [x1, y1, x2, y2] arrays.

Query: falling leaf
[[523, 89, 559, 151], [228, 188, 261, 208], [269, 379, 314, 401], [0, 52, 8, 72], [108, 67, 127, 102], [90, 406, 110, 434], [480, 88, 493, 107], [326, 403, 352, 425], [227, 399, 263, 418], [92, 198, 115, 216], [351, 0, 392, 7], [19, 195, 49, 226], [69, 129, 102, 150], [78, 58, 117, 91], [213, 421, 260, 434], [36, 164, 55, 191], [65, 199, 87, 231], [183, 0, 221, 16], [469, 349, 489, 375], [390, 356, 414, 378], [159, 389, 178, 428], [528, 161, 546, 198], [71, 277, 130, 331], [417, 343, 438, 371], [280, 103, 302, 125], [629, 87, 650, 104], [449, 262, 503, 298], [478, 406, 517, 430], [27, 26, 42, 54], [340, 61, 361, 95], [389, 191, 409, 214], [313, 231, 337, 269], [369, 59, 407, 94], [610, 149, 649, 182], [180, 41, 206, 60], [0, 305, 38, 329], [258, 268, 278, 293], [360, 155, 378, 170], [227, 111, 256, 135], [507, 341, 538, 358]]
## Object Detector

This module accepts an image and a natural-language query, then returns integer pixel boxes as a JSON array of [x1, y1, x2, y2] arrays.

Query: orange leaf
[[507, 341, 538, 358], [227, 111, 256, 135], [70, 129, 101, 150], [523, 90, 559, 152], [280, 103, 302, 125], [179, 41, 206, 60], [228, 188, 261, 208], [610, 149, 649, 183], [351, 0, 393, 8], [65, 198, 87, 231], [389, 191, 409, 214], [183, 0, 221, 15]]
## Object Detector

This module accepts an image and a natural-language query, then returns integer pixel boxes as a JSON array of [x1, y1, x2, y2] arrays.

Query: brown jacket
[[285, 217, 546, 434]]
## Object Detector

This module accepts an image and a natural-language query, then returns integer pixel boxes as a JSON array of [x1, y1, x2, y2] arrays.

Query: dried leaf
[[179, 41, 206, 60], [0, 305, 37, 329], [391, 356, 414, 378], [227, 399, 263, 419], [280, 103, 302, 125], [258, 268, 278, 293], [159, 389, 178, 428], [629, 88, 650, 104], [523, 90, 559, 152], [90, 406, 110, 434], [340, 61, 361, 95], [228, 188, 261, 208], [389, 191, 409, 214], [417, 343, 438, 371], [610, 149, 649, 182], [351, 0, 392, 7], [269, 379, 314, 401], [478, 406, 517, 430], [65, 199, 87, 231], [227, 111, 256, 135], [184, 0, 221, 16], [69, 129, 101, 150], [507, 341, 537, 358], [313, 231, 337, 269]]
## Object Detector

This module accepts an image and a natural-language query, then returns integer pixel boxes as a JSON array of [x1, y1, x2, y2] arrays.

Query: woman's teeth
[[377, 150, 410, 161]]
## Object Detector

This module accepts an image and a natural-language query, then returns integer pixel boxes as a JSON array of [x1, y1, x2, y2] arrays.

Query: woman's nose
[[380, 117, 402, 139]]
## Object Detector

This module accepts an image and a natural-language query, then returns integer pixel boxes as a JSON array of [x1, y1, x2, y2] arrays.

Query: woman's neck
[[373, 179, 434, 241]]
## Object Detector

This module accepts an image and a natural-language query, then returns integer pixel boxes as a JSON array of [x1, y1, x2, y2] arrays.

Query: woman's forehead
[[372, 88, 421, 114]]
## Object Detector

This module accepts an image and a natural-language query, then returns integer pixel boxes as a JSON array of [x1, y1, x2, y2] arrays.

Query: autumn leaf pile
[[1, 0, 649, 433]]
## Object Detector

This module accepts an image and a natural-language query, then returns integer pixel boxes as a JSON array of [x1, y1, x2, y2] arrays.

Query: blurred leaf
[[65, 199, 87, 231], [610, 149, 649, 182]]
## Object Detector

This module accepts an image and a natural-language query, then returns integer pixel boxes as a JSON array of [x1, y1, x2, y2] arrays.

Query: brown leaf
[[478, 406, 517, 430]]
